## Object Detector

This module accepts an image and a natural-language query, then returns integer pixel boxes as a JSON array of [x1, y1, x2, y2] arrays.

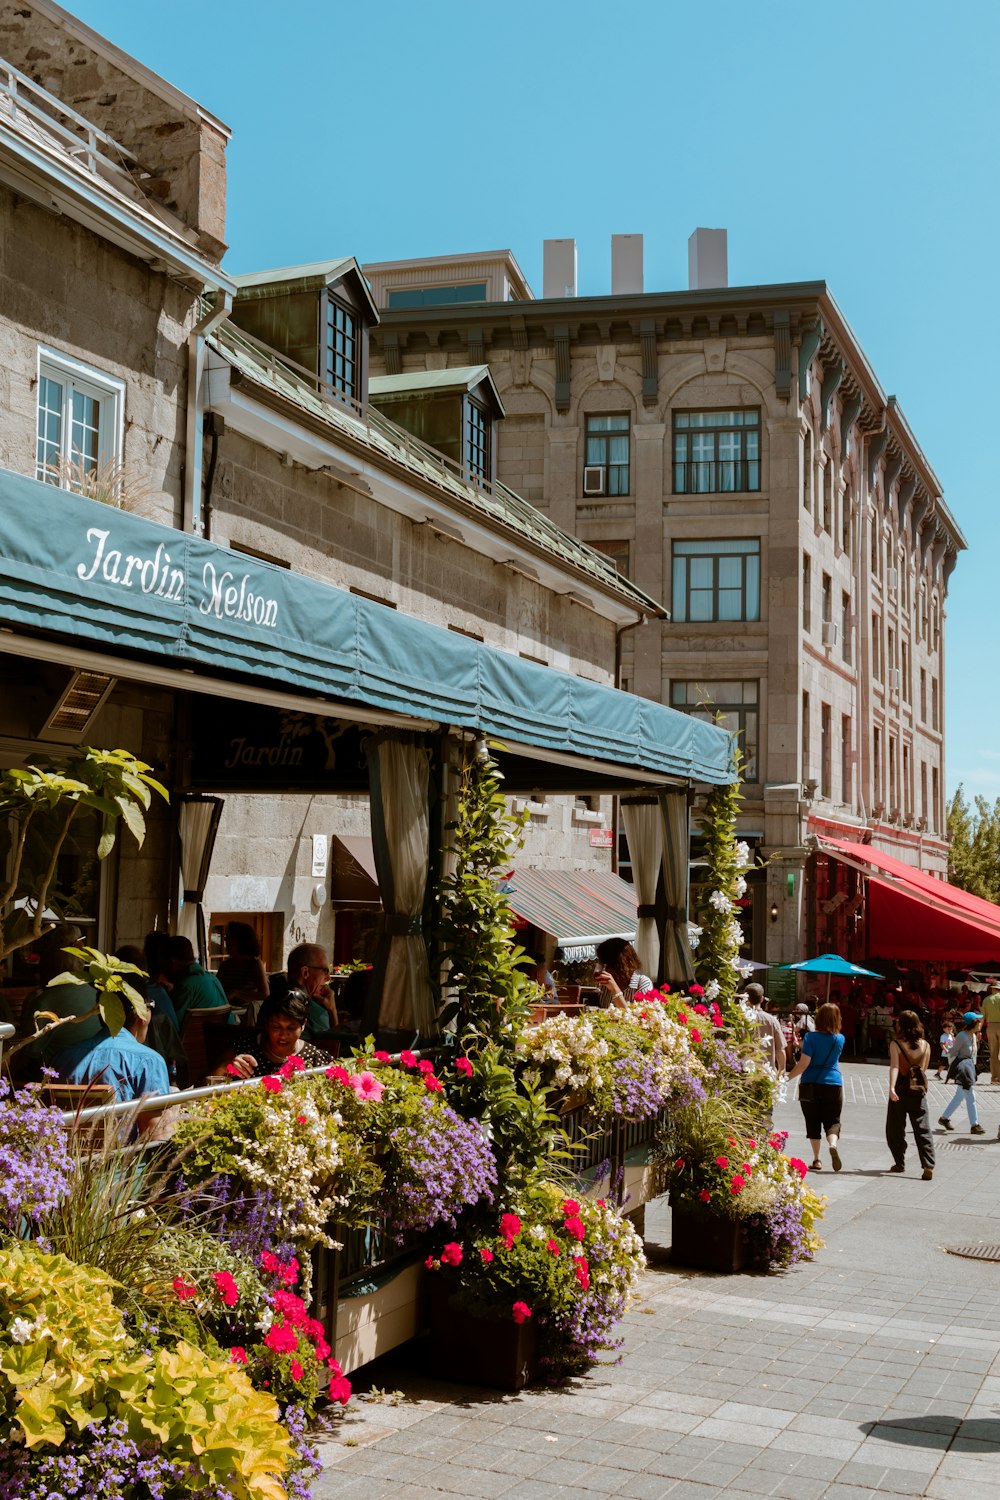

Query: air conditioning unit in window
[[889, 667, 901, 693], [821, 621, 839, 648], [583, 465, 606, 496], [888, 567, 899, 593]]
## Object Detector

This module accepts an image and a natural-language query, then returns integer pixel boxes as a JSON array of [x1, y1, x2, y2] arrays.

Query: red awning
[[820, 837, 1000, 963]]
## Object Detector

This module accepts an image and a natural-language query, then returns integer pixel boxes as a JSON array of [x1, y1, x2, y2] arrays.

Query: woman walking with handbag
[[938, 1011, 986, 1135], [787, 1001, 845, 1173], [886, 1011, 936, 1178]]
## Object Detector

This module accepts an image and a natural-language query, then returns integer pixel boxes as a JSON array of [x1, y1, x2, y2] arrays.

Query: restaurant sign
[[589, 829, 614, 848], [188, 698, 370, 791]]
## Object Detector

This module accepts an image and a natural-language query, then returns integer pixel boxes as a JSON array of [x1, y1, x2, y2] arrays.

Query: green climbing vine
[[692, 752, 752, 1010]]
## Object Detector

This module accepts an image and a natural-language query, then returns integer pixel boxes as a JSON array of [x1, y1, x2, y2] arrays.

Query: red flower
[[573, 1256, 590, 1290], [674, 1158, 685, 1170], [596, 1199, 606, 1208], [273, 1290, 307, 1325], [225, 1062, 240, 1077], [563, 1215, 586, 1242], [454, 1056, 474, 1076], [546, 1239, 561, 1256], [327, 1357, 343, 1376], [789, 1157, 808, 1179], [325, 1065, 350, 1085], [692, 1003, 708, 1015], [417, 1059, 435, 1074], [261, 1075, 283, 1094], [730, 1175, 746, 1195], [213, 1271, 239, 1307], [747, 1139, 757, 1149], [264, 1322, 298, 1354], [690, 1029, 702, 1043], [297, 1114, 307, 1124], [512, 1301, 532, 1324], [689, 983, 704, 996], [499, 1213, 522, 1240], [741, 1165, 753, 1177], [562, 1199, 581, 1215], [425, 1255, 438, 1270], [281, 1055, 306, 1074], [281, 1257, 299, 1286], [314, 1336, 331, 1362], [423, 1075, 443, 1092], [714, 1155, 729, 1169], [699, 1189, 712, 1203], [440, 1242, 463, 1267], [479, 1247, 495, 1263], [305, 1317, 325, 1342], [230, 1346, 248, 1363], [290, 1359, 304, 1381], [400, 1050, 417, 1068], [172, 1276, 198, 1301], [373, 1050, 391, 1063], [329, 1373, 352, 1404], [678, 1010, 688, 1024], [260, 1251, 281, 1274]]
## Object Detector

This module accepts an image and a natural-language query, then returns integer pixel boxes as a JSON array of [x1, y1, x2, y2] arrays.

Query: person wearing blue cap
[[938, 1011, 985, 1134]]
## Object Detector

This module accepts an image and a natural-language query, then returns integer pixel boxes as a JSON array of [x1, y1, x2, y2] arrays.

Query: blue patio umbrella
[[778, 952, 883, 1001]]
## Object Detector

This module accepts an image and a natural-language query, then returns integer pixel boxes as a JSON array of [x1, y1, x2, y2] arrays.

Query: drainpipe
[[611, 612, 648, 873], [183, 290, 232, 534]]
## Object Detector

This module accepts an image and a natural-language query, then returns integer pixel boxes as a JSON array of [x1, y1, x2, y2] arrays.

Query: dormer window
[[466, 398, 490, 482], [324, 295, 358, 402]]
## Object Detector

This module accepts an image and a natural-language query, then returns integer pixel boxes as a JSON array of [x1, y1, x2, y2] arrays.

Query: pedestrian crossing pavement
[[797, 1063, 1000, 1114]]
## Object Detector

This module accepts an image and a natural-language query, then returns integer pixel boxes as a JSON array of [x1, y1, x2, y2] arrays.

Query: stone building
[[0, 7, 733, 1026], [365, 234, 967, 967]]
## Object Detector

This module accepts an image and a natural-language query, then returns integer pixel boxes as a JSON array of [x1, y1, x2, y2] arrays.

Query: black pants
[[885, 1094, 936, 1170]]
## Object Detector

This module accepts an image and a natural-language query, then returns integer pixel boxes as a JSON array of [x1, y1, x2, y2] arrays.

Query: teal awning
[[0, 469, 735, 784]]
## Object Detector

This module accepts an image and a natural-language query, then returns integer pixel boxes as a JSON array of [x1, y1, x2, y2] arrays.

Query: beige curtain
[[176, 796, 223, 963], [621, 799, 661, 981], [368, 738, 435, 1035], [659, 789, 694, 985]]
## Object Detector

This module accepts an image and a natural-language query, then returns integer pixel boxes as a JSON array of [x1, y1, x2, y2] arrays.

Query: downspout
[[183, 290, 232, 534], [612, 611, 648, 873]]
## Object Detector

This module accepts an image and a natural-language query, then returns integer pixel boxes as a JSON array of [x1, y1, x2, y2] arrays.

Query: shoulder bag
[[898, 1040, 928, 1095]]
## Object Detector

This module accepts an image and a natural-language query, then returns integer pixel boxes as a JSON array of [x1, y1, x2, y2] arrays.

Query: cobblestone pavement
[[313, 1064, 1000, 1500]]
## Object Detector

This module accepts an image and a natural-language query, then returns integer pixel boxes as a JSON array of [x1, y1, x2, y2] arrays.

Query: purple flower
[[387, 1100, 497, 1236], [0, 1078, 73, 1230]]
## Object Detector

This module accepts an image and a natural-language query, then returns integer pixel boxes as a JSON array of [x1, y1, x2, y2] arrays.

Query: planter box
[[670, 1201, 746, 1273], [427, 1280, 538, 1390]]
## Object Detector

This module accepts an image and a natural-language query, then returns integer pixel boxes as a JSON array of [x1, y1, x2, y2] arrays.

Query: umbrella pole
[[826, 973, 831, 1003]]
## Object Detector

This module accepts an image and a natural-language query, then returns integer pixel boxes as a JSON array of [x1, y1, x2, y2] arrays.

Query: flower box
[[670, 1200, 746, 1274], [427, 1280, 538, 1390]]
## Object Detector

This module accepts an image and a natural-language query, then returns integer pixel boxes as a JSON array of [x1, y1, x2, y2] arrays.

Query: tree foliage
[[947, 785, 1000, 903]]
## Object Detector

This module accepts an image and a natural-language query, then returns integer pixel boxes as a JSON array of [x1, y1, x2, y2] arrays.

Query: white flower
[[709, 890, 733, 914], [734, 875, 748, 897], [704, 980, 720, 1001], [734, 841, 751, 870], [687, 922, 703, 951], [529, 1224, 546, 1241], [9, 1317, 34, 1345]]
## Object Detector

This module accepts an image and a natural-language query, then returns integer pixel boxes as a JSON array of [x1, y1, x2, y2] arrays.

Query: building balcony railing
[[0, 56, 143, 191]]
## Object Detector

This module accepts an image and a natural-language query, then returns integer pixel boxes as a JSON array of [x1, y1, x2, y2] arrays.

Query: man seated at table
[[14, 925, 103, 1080], [50, 977, 169, 1105], [167, 935, 230, 1028]]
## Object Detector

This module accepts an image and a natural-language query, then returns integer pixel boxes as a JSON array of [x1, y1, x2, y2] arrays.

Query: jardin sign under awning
[[0, 468, 735, 785]]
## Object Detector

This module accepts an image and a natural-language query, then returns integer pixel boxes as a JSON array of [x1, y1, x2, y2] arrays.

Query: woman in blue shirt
[[787, 1002, 846, 1173]]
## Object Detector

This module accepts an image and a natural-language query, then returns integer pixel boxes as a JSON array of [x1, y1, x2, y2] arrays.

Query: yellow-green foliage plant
[[0, 1242, 292, 1500]]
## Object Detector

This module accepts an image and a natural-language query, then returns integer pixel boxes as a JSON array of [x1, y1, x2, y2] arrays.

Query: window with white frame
[[35, 349, 124, 488]]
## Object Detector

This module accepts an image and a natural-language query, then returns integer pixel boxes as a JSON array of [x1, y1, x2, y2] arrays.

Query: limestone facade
[[368, 275, 965, 962]]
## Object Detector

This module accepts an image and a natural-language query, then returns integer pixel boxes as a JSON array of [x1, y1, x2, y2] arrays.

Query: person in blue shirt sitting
[[50, 976, 169, 1106]]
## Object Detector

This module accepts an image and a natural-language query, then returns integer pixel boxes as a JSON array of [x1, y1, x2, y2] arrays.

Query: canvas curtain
[[367, 736, 435, 1036], [176, 795, 223, 964], [659, 789, 694, 986], [621, 799, 662, 982]]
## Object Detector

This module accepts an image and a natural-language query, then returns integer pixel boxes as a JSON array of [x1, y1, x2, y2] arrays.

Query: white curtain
[[621, 800, 662, 982], [368, 738, 435, 1035], [176, 796, 223, 963], [660, 789, 694, 986]]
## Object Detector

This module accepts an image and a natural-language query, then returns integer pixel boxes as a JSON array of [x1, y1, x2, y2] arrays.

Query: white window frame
[[35, 346, 125, 488]]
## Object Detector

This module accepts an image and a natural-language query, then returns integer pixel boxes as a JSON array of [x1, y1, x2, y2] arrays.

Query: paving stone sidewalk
[[312, 1063, 1000, 1500]]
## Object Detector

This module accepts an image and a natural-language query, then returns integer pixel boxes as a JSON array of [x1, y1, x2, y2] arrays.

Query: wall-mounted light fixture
[[770, 902, 779, 923]]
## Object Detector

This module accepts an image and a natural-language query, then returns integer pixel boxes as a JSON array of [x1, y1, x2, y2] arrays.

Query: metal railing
[[0, 57, 141, 186]]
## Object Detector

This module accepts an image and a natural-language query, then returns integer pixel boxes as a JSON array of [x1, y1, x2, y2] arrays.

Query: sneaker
[[939, 1117, 954, 1130], [971, 1124, 986, 1135], [830, 1146, 843, 1172], [889, 1163, 905, 1173], [922, 1168, 934, 1180]]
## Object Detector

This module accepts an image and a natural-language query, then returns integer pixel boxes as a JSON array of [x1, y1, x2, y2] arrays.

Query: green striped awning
[[502, 868, 638, 958]]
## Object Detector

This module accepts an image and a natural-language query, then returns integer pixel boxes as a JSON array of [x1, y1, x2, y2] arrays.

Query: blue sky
[[71, 0, 999, 803]]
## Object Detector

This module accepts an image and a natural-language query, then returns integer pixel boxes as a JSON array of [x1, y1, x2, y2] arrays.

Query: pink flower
[[562, 1199, 581, 1215], [400, 1050, 417, 1068], [714, 1156, 729, 1169], [423, 1075, 443, 1092], [273, 1290, 307, 1325], [305, 1317, 325, 1342], [290, 1360, 304, 1381], [264, 1322, 298, 1354], [596, 1199, 606, 1208], [789, 1157, 808, 1179], [329, 1373, 352, 1404], [573, 1257, 590, 1290], [440, 1242, 463, 1266], [511, 1301, 532, 1324], [314, 1336, 331, 1362], [563, 1216, 586, 1242], [261, 1075, 283, 1094], [699, 1189, 712, 1203], [479, 1247, 495, 1264], [546, 1239, 561, 1256], [280, 1055, 306, 1074], [213, 1271, 239, 1307], [350, 1071, 384, 1102], [747, 1139, 757, 1149], [326, 1065, 350, 1086], [297, 1114, 307, 1125], [230, 1346, 248, 1363], [225, 1062, 240, 1077], [690, 1029, 702, 1044], [260, 1251, 281, 1274], [327, 1356, 343, 1375], [281, 1257, 300, 1286], [172, 1276, 198, 1301], [689, 983, 704, 996], [374, 1050, 391, 1063], [425, 1255, 439, 1270], [417, 1059, 435, 1074], [692, 1003, 708, 1015], [499, 1213, 522, 1242], [741, 1164, 753, 1177], [678, 1010, 688, 1024], [454, 1056, 473, 1076]]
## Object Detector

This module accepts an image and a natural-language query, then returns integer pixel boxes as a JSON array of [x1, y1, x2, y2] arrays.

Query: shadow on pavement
[[863, 1416, 1000, 1451]]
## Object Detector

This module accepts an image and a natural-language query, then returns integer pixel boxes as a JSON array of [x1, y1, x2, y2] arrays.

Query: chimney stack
[[688, 228, 728, 290], [543, 238, 578, 298], [611, 233, 643, 294]]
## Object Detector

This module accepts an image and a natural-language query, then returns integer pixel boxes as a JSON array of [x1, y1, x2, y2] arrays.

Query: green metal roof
[[231, 256, 380, 323], [209, 319, 665, 618], [369, 365, 505, 416]]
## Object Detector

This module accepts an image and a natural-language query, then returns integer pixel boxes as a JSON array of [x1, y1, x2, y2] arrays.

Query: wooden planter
[[427, 1280, 539, 1390], [670, 1200, 747, 1273]]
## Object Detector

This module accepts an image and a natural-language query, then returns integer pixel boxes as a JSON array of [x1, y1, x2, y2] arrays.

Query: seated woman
[[216, 921, 270, 1021], [592, 938, 653, 1009], [209, 990, 329, 1080]]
